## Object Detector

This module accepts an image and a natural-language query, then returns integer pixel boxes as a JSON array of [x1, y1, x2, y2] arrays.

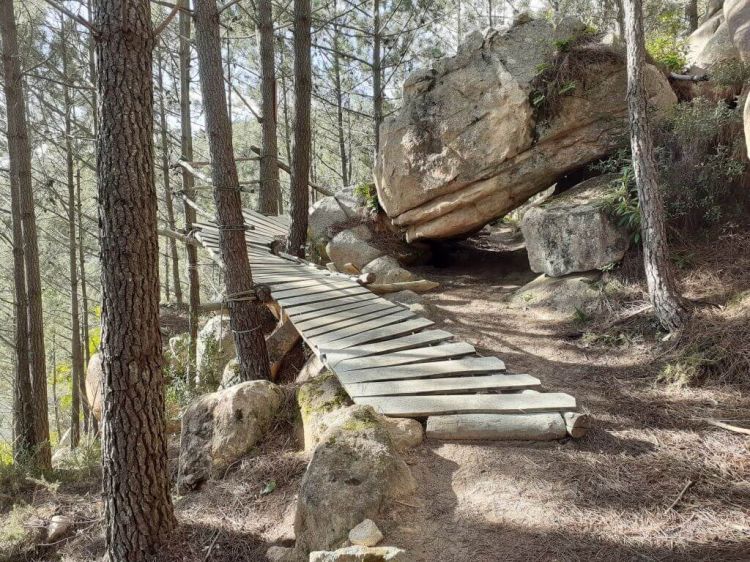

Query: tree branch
[[154, 0, 184, 37], [41, 0, 97, 33]]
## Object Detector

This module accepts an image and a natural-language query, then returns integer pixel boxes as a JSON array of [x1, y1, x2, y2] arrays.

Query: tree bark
[[372, 0, 383, 154], [61, 17, 84, 447], [332, 20, 348, 185], [76, 168, 95, 434], [686, 0, 699, 32], [93, 0, 176, 558], [157, 48, 183, 304], [258, 0, 282, 215], [194, 0, 271, 381], [623, 0, 689, 332], [288, 0, 312, 258], [179, 1, 201, 385], [0, 0, 51, 471]]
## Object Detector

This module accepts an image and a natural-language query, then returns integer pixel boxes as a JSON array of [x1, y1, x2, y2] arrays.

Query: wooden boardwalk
[[194, 209, 577, 419]]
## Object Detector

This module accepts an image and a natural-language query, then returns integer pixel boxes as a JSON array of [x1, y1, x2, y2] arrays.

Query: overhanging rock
[[374, 18, 677, 241]]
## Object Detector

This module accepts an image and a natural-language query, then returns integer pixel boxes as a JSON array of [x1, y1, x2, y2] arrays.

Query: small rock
[[196, 316, 236, 387], [326, 227, 383, 270], [266, 545, 294, 561], [296, 355, 327, 384], [85, 353, 104, 421], [361, 256, 415, 284], [383, 290, 423, 306], [47, 515, 74, 543], [219, 358, 241, 389], [309, 195, 361, 240], [380, 417, 423, 452], [348, 519, 383, 547], [309, 545, 407, 562]]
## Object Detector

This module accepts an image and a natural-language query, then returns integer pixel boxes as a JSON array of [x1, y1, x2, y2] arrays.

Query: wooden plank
[[337, 342, 477, 372], [303, 305, 406, 337], [344, 374, 541, 398], [292, 298, 389, 324], [353, 393, 577, 417], [286, 293, 381, 317], [277, 286, 372, 307], [337, 356, 506, 384], [322, 330, 455, 367], [319, 317, 434, 351], [313, 310, 415, 345], [242, 209, 289, 236], [271, 278, 360, 298]]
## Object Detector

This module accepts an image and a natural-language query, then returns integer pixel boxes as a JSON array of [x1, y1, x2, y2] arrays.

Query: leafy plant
[[353, 182, 380, 213], [710, 59, 750, 89]]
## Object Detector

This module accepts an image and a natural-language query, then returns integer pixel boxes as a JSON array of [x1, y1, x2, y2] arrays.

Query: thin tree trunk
[[258, 0, 281, 215], [157, 50, 183, 304], [76, 168, 95, 434], [61, 17, 83, 448], [372, 0, 383, 154], [332, 21, 348, 185], [289, 0, 312, 258], [686, 0, 699, 33], [93, 0, 176, 558], [51, 337, 61, 441], [179, 1, 201, 385], [623, 0, 688, 332], [488, 0, 494, 27], [279, 34, 293, 173], [0, 0, 51, 471], [194, 0, 271, 381]]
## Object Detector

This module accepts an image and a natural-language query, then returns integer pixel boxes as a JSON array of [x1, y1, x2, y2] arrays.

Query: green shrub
[[710, 58, 750, 89], [353, 182, 380, 213], [645, 6, 688, 72]]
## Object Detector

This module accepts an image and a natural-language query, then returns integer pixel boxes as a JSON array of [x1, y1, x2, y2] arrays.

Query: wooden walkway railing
[[193, 209, 578, 419]]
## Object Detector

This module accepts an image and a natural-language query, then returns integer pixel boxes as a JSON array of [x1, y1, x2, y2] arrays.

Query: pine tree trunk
[[332, 21, 348, 185], [194, 0, 271, 381], [258, 0, 282, 216], [76, 169, 95, 434], [623, 0, 688, 332], [289, 0, 312, 258], [179, 3, 201, 385], [279, 34, 293, 180], [686, 0, 699, 33], [0, 0, 51, 471], [157, 49, 183, 304], [61, 17, 83, 448], [372, 0, 382, 154], [93, 1, 176, 558]]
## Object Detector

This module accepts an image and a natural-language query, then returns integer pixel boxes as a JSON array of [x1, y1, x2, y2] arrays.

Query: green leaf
[[260, 480, 276, 496]]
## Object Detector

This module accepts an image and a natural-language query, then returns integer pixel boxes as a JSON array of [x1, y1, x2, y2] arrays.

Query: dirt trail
[[377, 229, 750, 561]]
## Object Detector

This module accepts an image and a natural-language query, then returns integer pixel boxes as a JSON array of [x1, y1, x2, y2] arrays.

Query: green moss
[[297, 370, 349, 419], [340, 408, 380, 432]]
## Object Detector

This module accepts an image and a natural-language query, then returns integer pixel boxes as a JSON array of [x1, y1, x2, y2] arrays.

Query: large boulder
[[724, 0, 750, 158], [178, 380, 284, 490], [521, 174, 630, 277], [374, 18, 676, 241], [196, 316, 236, 387], [325, 225, 384, 270], [293, 407, 417, 558], [309, 194, 360, 241], [85, 352, 103, 421]]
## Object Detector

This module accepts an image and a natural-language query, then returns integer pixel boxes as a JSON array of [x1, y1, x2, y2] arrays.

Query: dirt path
[[376, 230, 750, 561]]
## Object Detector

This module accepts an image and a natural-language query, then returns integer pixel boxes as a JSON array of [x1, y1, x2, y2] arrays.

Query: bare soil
[[5, 226, 749, 562]]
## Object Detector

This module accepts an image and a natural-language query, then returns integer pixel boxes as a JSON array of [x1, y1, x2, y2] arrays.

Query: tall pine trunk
[[332, 20, 348, 185], [623, 0, 688, 332], [258, 0, 281, 215], [93, 0, 176, 558], [179, 2, 201, 385], [289, 0, 312, 258], [157, 49, 183, 304], [194, 0, 271, 381], [61, 17, 84, 446], [0, 0, 51, 471], [371, 0, 382, 154]]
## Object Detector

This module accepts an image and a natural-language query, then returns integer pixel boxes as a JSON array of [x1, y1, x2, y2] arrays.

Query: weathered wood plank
[[322, 330, 455, 367], [337, 342, 477, 372], [272, 279, 363, 298], [304, 306, 406, 337], [319, 317, 434, 351], [345, 374, 541, 397], [286, 293, 382, 317], [313, 310, 415, 345], [337, 356, 506, 384], [277, 285, 372, 307], [425, 413, 568, 441], [354, 393, 577, 417], [291, 298, 391, 324], [295, 302, 403, 333]]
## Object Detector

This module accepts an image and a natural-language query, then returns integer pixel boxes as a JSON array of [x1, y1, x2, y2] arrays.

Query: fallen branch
[[368, 279, 439, 294], [669, 72, 709, 82], [664, 480, 693, 514], [703, 418, 750, 436], [158, 228, 198, 246]]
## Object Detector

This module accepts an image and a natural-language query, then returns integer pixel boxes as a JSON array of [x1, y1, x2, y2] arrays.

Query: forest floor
[[3, 226, 749, 562]]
